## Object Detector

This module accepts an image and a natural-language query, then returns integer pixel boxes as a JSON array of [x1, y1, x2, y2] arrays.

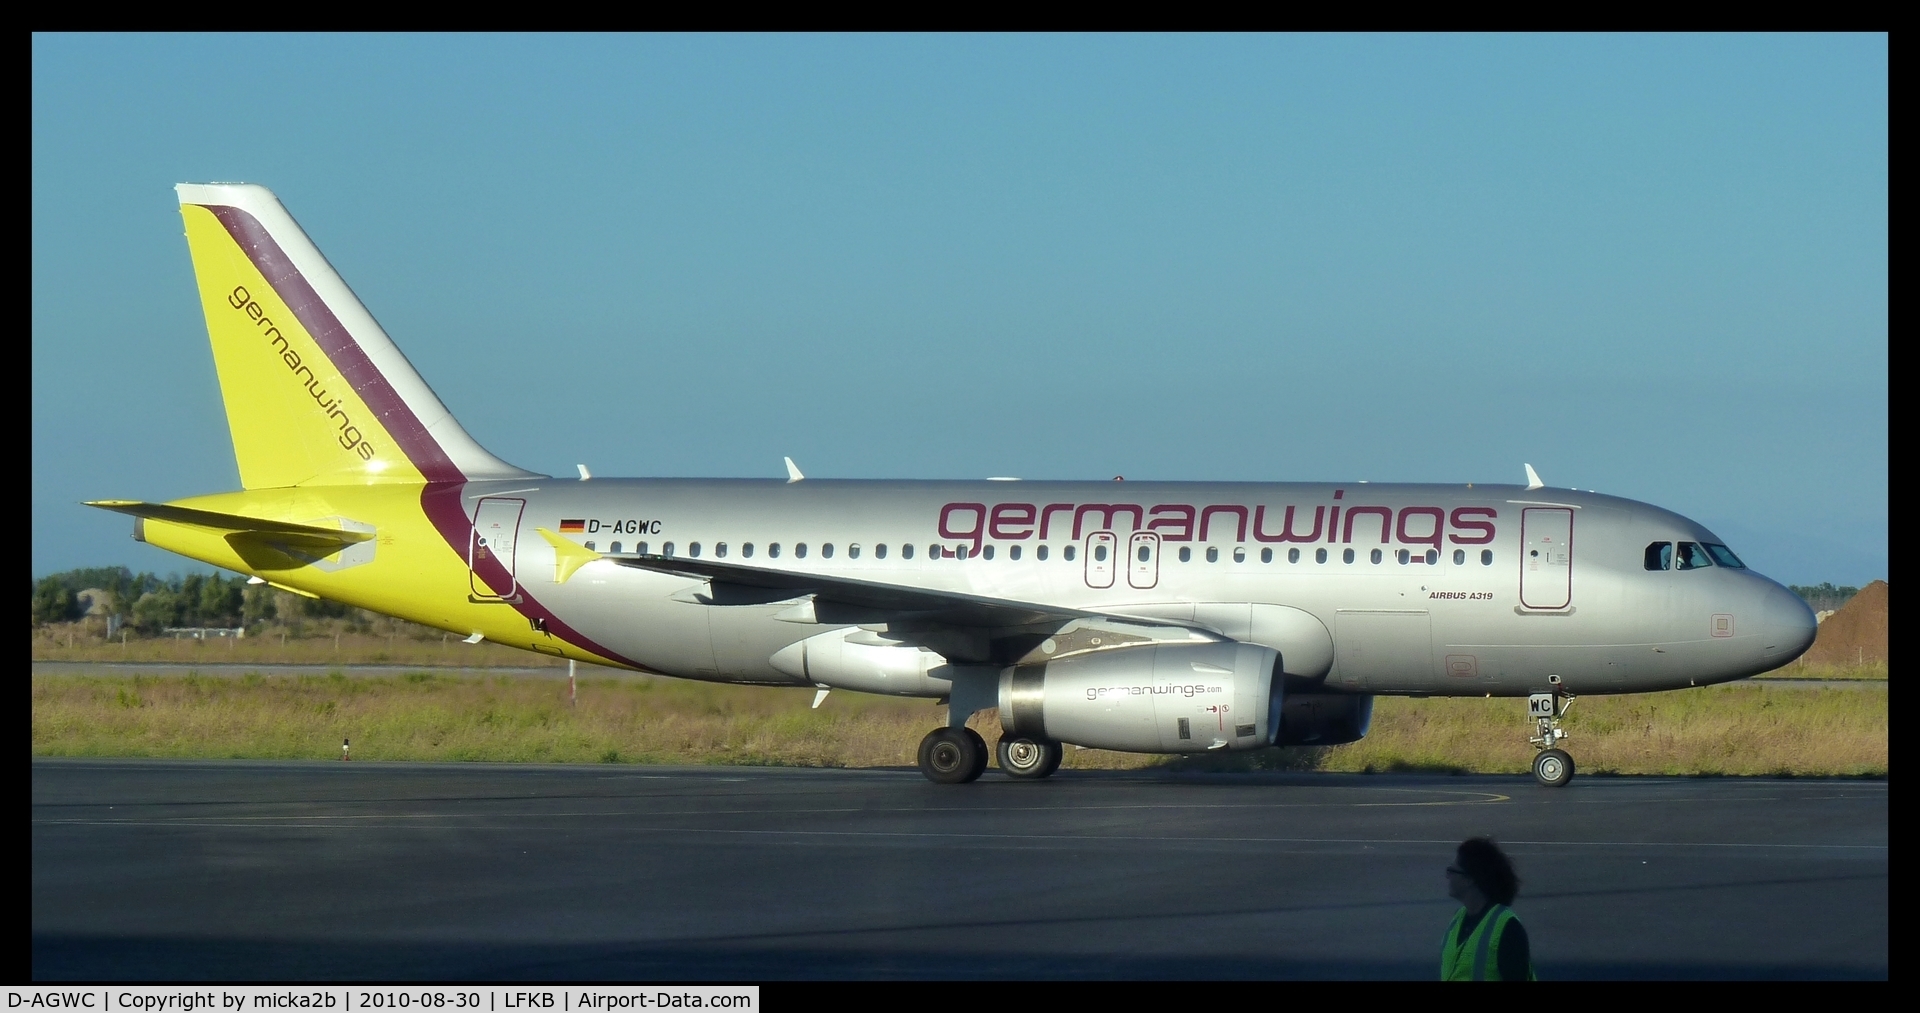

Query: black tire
[[997, 736, 1064, 779], [1533, 748, 1575, 788], [962, 727, 990, 781], [919, 727, 985, 784]]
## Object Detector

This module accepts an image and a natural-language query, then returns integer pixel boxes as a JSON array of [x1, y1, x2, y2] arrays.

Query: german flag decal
[[559, 519, 586, 533]]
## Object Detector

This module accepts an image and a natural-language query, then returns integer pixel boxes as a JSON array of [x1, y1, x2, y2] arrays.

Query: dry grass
[[32, 672, 1885, 777], [31, 628, 564, 668]]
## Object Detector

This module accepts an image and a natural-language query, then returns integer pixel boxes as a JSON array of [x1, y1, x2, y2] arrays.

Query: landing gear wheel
[[996, 736, 1064, 779], [1533, 748, 1575, 788], [962, 727, 989, 781], [918, 727, 986, 784]]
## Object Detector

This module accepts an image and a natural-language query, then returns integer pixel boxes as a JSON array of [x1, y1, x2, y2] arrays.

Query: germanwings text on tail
[[90, 183, 1818, 786]]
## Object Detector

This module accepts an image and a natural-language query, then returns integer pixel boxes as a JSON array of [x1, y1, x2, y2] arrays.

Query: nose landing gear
[[1529, 681, 1576, 788]]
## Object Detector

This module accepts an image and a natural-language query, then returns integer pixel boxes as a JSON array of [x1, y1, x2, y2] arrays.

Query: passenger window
[[1480, 550, 1493, 565], [1453, 549, 1465, 565], [1037, 545, 1049, 561], [1065, 545, 1077, 561], [689, 542, 702, 558], [610, 541, 622, 554], [1343, 548, 1355, 564], [1009, 545, 1021, 561], [1137, 546, 1150, 562], [1261, 548, 1273, 563], [1093, 544, 1107, 562], [716, 542, 729, 558], [1178, 547, 1192, 563], [956, 545, 969, 560], [795, 543, 808, 559], [1678, 541, 1713, 570], [1206, 547, 1219, 563], [768, 543, 781, 558], [1315, 548, 1327, 564], [1396, 549, 1409, 564], [821, 544, 834, 559], [585, 541, 596, 551], [983, 545, 995, 560], [875, 544, 887, 559], [663, 542, 676, 557], [741, 543, 753, 558], [928, 544, 940, 559], [900, 544, 912, 559], [1704, 543, 1746, 569], [1370, 548, 1382, 564], [848, 544, 860, 559], [1426, 549, 1438, 565], [1233, 547, 1246, 563], [1644, 542, 1672, 571]]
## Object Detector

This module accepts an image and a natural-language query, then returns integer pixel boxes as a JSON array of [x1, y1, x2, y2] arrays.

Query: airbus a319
[[90, 183, 1818, 786]]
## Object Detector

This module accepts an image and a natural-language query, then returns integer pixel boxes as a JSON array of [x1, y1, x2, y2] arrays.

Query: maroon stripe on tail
[[202, 205, 647, 671], [203, 204, 464, 484]]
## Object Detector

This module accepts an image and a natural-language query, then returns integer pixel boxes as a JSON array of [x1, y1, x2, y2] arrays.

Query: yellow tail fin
[[175, 183, 539, 489]]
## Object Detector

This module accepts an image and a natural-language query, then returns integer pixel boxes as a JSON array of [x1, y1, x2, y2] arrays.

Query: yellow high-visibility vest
[[1441, 903, 1537, 981]]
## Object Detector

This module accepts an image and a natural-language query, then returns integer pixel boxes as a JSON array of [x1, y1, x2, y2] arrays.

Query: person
[[1442, 837, 1536, 980]]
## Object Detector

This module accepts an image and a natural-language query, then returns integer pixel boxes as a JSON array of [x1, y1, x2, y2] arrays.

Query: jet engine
[[998, 641, 1281, 753]]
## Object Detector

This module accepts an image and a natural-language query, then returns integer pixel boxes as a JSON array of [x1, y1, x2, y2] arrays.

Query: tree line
[[31, 566, 355, 634], [1787, 583, 1861, 614]]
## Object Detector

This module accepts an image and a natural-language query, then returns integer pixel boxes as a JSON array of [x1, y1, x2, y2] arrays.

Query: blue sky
[[33, 34, 1886, 585]]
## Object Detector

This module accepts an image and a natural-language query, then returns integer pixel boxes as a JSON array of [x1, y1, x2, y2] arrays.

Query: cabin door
[[1519, 508, 1573, 610], [1084, 531, 1117, 589], [1128, 531, 1160, 589], [470, 497, 526, 600]]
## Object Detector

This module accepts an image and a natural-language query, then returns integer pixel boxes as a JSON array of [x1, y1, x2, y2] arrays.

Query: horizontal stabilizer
[[85, 501, 375, 543]]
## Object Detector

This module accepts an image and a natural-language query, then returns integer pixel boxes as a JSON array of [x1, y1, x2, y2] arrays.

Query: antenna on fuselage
[[784, 457, 805, 483], [577, 464, 592, 481], [1524, 463, 1544, 490]]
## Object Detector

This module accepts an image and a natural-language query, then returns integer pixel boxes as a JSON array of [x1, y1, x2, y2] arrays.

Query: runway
[[33, 760, 1886, 980]]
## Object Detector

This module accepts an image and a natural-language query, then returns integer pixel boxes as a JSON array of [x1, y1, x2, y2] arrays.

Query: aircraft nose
[[1763, 584, 1818, 663]]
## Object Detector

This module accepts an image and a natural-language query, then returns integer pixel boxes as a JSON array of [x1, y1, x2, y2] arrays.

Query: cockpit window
[[1703, 543, 1746, 569], [1677, 541, 1713, 570], [1644, 542, 1672, 571]]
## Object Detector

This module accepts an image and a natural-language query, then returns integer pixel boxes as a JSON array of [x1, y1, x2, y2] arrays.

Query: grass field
[[31, 670, 1887, 777]]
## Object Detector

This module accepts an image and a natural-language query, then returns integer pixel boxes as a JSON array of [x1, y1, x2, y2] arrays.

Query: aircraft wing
[[606, 553, 1098, 631]]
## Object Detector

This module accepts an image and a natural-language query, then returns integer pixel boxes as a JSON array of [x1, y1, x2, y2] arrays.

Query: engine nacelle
[[769, 627, 951, 696], [999, 641, 1281, 753], [1274, 692, 1373, 746]]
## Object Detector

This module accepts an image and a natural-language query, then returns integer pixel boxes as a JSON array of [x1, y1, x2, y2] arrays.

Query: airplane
[[87, 183, 1819, 787]]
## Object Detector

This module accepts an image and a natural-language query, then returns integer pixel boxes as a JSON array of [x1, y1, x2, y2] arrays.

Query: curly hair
[[1456, 837, 1520, 905]]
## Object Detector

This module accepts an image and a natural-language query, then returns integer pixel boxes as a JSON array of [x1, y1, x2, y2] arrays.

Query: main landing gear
[[914, 728, 1064, 784], [1529, 677, 1577, 788], [917, 727, 988, 784], [996, 736, 1064, 780]]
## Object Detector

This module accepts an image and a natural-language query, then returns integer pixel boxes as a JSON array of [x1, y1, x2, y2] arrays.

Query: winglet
[[1524, 463, 1544, 490], [784, 457, 804, 483], [536, 527, 603, 584]]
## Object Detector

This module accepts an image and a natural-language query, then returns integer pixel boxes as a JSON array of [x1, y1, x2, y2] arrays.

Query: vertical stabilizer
[[175, 182, 541, 489]]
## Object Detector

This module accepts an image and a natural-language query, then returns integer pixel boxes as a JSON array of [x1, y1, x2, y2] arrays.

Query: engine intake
[[999, 642, 1281, 753]]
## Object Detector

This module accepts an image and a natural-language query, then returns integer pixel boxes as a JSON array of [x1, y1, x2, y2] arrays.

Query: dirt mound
[[1801, 579, 1887, 667]]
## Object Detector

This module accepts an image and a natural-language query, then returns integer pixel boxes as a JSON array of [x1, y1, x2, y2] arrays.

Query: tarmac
[[32, 759, 1886, 980]]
